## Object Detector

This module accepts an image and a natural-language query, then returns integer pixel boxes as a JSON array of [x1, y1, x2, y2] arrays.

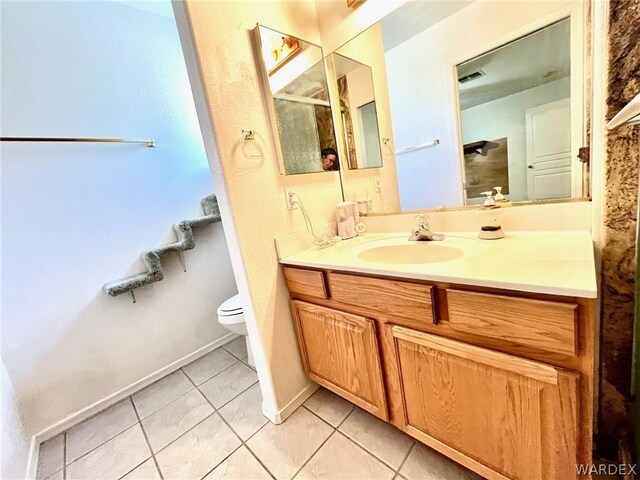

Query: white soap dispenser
[[480, 191, 495, 206], [477, 191, 505, 240]]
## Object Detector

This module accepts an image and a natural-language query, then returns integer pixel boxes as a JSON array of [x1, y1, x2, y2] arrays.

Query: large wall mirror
[[324, 0, 589, 213], [253, 25, 340, 175]]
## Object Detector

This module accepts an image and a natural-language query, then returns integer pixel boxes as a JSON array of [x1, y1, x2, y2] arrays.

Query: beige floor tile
[[66, 425, 150, 480], [223, 337, 248, 360], [218, 383, 268, 441], [132, 370, 194, 419], [121, 458, 161, 480], [155, 414, 241, 480], [296, 432, 395, 480], [36, 434, 64, 480], [303, 388, 354, 427], [142, 389, 214, 452], [182, 348, 238, 385], [400, 444, 481, 480], [246, 407, 333, 479], [203, 446, 272, 480], [199, 361, 258, 408], [339, 408, 413, 469], [66, 399, 138, 463]]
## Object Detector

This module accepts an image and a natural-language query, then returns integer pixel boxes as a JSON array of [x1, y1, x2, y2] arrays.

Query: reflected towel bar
[[395, 139, 440, 155], [1, 136, 156, 147]]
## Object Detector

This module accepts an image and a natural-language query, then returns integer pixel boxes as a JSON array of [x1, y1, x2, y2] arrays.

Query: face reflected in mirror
[[321, 147, 340, 171], [256, 25, 339, 175]]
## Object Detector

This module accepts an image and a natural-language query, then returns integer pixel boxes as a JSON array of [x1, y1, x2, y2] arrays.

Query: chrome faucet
[[409, 214, 445, 241]]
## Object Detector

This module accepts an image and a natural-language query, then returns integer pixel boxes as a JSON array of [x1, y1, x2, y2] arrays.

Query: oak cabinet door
[[291, 300, 388, 420], [392, 326, 578, 480]]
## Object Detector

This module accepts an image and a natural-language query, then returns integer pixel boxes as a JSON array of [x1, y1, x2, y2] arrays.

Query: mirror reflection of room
[[458, 19, 572, 204], [257, 25, 339, 175], [331, 53, 383, 170], [329, 1, 586, 213]]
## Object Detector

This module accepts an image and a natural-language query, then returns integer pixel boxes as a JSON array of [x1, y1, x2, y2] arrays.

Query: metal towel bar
[[1, 136, 156, 147], [395, 139, 440, 155]]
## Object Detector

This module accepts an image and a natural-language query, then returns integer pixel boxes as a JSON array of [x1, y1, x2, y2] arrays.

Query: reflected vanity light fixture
[[259, 27, 302, 76], [241, 129, 255, 140]]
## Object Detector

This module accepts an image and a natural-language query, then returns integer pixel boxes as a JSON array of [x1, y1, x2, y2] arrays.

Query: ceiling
[[333, 53, 369, 78], [115, 1, 174, 19], [275, 61, 329, 99], [457, 18, 571, 109], [381, 0, 474, 52]]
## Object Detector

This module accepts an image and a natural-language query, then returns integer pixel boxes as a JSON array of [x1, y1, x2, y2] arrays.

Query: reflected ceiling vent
[[458, 70, 485, 83]]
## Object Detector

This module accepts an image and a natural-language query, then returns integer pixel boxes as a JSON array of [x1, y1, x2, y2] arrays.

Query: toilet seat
[[216, 293, 254, 367], [217, 293, 242, 316]]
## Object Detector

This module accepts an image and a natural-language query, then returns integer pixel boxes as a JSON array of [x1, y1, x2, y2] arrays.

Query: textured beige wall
[[178, 0, 344, 414], [598, 0, 640, 455]]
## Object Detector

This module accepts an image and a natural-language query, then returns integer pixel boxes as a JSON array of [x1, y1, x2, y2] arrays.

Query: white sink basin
[[357, 243, 464, 264]]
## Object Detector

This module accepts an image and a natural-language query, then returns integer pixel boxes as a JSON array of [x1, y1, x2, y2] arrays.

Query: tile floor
[[36, 339, 480, 480]]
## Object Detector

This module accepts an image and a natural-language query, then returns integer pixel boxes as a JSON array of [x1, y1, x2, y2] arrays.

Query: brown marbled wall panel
[[314, 105, 338, 153], [598, 0, 640, 454], [338, 75, 358, 168]]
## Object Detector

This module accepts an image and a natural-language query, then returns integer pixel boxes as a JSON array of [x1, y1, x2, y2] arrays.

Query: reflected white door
[[525, 98, 572, 200]]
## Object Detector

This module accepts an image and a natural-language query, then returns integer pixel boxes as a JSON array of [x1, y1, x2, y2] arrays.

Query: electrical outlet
[[284, 188, 299, 210], [374, 178, 384, 192]]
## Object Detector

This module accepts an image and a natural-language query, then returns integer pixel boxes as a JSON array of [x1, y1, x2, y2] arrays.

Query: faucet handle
[[415, 214, 429, 228]]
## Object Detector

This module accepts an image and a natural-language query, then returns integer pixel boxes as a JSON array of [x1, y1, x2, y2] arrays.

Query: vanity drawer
[[328, 272, 436, 325], [284, 267, 328, 300], [446, 289, 578, 356]]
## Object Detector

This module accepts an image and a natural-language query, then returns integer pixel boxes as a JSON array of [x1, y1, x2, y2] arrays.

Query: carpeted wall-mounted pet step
[[103, 194, 222, 302]]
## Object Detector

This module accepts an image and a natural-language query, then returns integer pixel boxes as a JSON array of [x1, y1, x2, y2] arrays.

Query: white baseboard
[[262, 381, 319, 424], [34, 333, 239, 444]]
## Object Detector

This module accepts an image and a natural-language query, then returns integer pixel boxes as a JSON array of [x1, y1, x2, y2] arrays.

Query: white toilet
[[217, 294, 254, 367]]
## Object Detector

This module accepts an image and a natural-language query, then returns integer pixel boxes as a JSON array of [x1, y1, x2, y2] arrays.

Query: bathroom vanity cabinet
[[283, 266, 594, 480]]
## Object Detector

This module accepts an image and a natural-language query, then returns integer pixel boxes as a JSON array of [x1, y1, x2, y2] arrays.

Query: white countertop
[[279, 232, 597, 298]]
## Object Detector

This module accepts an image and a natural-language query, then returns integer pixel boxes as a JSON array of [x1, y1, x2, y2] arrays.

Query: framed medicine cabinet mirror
[[325, 0, 590, 214], [252, 25, 340, 175]]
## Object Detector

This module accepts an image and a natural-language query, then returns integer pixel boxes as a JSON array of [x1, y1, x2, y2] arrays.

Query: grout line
[[290, 428, 338, 479], [153, 411, 218, 456], [54, 347, 258, 480], [64, 420, 139, 467], [207, 378, 259, 412], [62, 432, 67, 480], [339, 419, 414, 472], [334, 430, 401, 474], [300, 404, 347, 431], [197, 443, 244, 480], [187, 362, 277, 480], [243, 442, 277, 480], [221, 340, 248, 362], [136, 382, 196, 421], [291, 398, 351, 480], [194, 372, 275, 480], [116, 458, 152, 480], [395, 441, 415, 475], [128, 397, 165, 480], [180, 354, 240, 388], [335, 404, 356, 430]]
